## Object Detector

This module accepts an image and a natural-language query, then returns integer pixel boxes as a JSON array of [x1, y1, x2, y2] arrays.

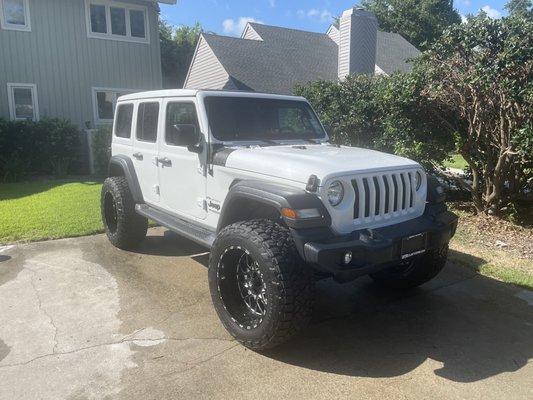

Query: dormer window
[[85, 0, 149, 43], [0, 0, 31, 31]]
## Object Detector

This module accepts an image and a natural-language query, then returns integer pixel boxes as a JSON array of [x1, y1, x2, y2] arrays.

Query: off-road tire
[[101, 177, 147, 250], [208, 219, 314, 351], [370, 245, 449, 290]]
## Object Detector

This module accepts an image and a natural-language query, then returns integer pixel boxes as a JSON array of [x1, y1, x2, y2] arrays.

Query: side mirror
[[169, 124, 202, 151]]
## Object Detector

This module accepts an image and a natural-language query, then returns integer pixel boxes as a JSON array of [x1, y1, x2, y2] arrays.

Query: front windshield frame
[[203, 95, 328, 143]]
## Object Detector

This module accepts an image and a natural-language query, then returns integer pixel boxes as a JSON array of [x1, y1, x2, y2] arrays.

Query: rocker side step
[[135, 204, 215, 248]]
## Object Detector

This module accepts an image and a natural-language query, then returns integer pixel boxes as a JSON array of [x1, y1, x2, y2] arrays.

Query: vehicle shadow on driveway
[[263, 261, 533, 383]]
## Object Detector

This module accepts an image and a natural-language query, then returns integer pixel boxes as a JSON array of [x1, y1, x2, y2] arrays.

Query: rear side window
[[114, 104, 133, 138], [165, 102, 199, 146], [136, 102, 159, 142]]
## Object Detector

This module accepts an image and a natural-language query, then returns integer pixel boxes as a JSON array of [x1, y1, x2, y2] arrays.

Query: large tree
[[505, 0, 532, 17], [160, 21, 202, 88], [360, 0, 461, 49]]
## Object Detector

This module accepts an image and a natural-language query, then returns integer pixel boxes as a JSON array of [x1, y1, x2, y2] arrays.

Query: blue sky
[[160, 1, 509, 36]]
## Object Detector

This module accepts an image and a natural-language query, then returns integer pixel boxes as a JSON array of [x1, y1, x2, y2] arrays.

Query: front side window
[[114, 104, 133, 138], [136, 102, 159, 143], [1, 0, 30, 31], [165, 102, 199, 146], [204, 97, 326, 142], [93, 88, 133, 124], [7, 83, 38, 121], [86, 1, 148, 42]]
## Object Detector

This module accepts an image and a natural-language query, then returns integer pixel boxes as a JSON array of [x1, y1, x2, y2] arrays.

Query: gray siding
[[184, 35, 232, 90], [0, 0, 163, 127]]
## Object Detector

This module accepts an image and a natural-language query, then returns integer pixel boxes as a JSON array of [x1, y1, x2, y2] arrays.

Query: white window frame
[[0, 0, 31, 32], [84, 0, 149, 44], [92, 87, 135, 125], [7, 83, 39, 121]]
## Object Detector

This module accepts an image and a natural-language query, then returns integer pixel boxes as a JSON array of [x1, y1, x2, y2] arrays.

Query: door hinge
[[197, 198, 207, 211], [153, 185, 160, 196]]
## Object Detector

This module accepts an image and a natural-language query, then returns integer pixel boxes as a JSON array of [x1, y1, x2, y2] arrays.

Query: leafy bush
[[0, 118, 82, 181], [91, 125, 112, 176], [416, 13, 533, 213], [295, 74, 455, 171]]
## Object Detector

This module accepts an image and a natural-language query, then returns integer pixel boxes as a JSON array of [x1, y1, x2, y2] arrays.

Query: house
[[0, 0, 176, 128], [184, 8, 420, 94]]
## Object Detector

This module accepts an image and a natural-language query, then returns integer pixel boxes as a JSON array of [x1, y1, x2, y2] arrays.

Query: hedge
[[0, 118, 83, 182]]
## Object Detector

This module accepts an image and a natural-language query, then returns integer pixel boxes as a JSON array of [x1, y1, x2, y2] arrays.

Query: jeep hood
[[223, 144, 421, 184]]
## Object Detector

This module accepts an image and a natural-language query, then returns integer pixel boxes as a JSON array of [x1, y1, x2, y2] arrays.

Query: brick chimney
[[338, 7, 378, 79]]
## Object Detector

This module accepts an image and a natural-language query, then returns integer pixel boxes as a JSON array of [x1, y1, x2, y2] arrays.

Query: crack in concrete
[[0, 336, 235, 370], [28, 269, 59, 354], [160, 343, 240, 378]]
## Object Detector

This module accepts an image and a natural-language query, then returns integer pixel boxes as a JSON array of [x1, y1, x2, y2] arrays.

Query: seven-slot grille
[[351, 171, 418, 221]]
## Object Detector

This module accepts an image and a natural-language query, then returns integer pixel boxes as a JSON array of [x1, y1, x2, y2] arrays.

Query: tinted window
[[166, 102, 199, 146], [115, 104, 133, 138], [136, 102, 159, 143], [204, 97, 326, 141]]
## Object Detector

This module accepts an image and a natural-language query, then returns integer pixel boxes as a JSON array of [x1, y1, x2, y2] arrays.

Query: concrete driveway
[[0, 228, 532, 400]]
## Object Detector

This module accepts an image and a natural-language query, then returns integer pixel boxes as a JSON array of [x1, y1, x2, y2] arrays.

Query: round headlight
[[327, 181, 344, 206], [415, 171, 423, 191]]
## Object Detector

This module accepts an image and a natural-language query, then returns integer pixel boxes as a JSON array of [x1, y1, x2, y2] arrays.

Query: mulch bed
[[450, 202, 533, 261]]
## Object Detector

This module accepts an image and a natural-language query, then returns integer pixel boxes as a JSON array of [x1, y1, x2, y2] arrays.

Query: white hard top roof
[[117, 89, 307, 102]]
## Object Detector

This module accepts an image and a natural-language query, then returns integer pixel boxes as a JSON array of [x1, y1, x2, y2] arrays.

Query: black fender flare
[[217, 180, 331, 232], [108, 155, 144, 203]]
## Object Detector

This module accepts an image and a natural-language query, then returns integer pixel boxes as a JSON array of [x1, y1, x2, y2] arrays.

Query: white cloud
[[268, 0, 276, 8], [457, 0, 471, 6], [481, 5, 502, 19], [460, 13, 468, 23], [297, 8, 333, 24], [222, 16, 264, 36]]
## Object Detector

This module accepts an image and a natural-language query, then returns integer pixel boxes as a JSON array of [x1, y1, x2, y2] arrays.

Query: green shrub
[[295, 74, 455, 171], [92, 125, 113, 176], [0, 118, 82, 181]]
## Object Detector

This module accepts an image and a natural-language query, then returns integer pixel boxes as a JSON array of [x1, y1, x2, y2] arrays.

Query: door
[[132, 101, 161, 206], [158, 99, 207, 220]]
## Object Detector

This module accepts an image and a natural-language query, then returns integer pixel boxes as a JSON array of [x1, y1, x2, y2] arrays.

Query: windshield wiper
[[243, 137, 279, 146]]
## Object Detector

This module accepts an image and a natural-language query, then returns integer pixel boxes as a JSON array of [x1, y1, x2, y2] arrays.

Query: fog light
[[344, 251, 353, 265]]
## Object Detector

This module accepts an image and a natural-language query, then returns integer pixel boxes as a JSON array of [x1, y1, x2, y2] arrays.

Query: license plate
[[401, 233, 427, 259]]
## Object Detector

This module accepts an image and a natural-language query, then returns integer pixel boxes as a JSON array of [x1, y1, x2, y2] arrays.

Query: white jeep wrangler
[[101, 90, 458, 350]]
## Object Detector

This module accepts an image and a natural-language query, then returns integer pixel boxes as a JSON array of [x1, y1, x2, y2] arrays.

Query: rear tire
[[370, 245, 449, 289], [208, 219, 314, 351], [101, 177, 147, 250]]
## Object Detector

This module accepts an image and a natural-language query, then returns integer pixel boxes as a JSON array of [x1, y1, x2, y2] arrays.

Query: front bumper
[[293, 204, 458, 282]]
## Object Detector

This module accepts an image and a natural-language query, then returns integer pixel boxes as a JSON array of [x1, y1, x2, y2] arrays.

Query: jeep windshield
[[204, 96, 327, 142]]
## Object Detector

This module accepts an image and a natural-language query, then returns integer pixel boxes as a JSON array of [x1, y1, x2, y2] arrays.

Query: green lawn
[[443, 154, 468, 170], [0, 180, 103, 243]]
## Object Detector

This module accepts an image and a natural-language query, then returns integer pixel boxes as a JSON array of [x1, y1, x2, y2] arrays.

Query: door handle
[[157, 157, 172, 167], [133, 152, 143, 160]]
